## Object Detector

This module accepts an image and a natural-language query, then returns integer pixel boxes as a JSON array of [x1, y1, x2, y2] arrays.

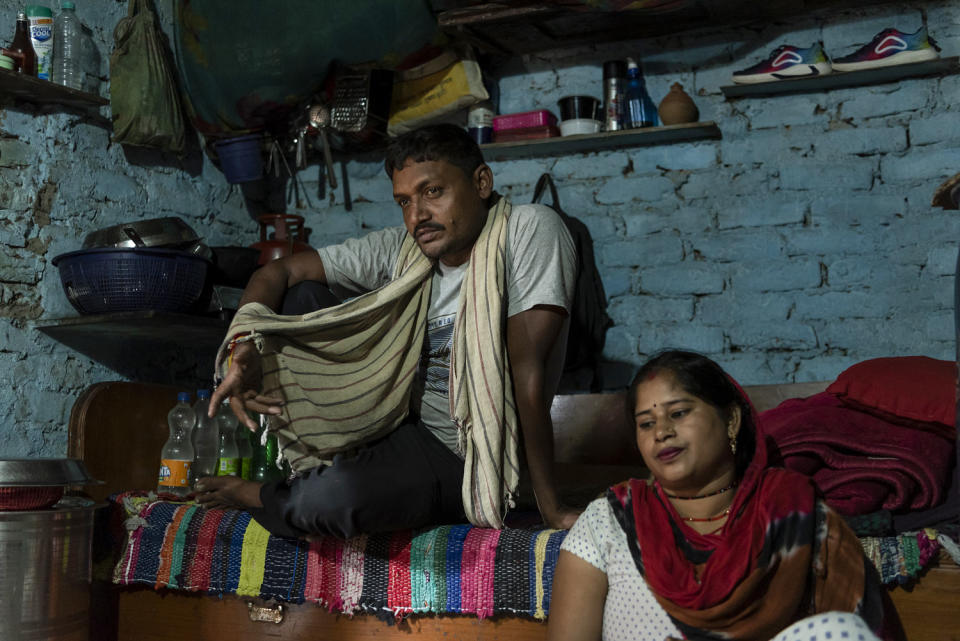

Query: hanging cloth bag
[[109, 0, 187, 154], [532, 173, 612, 391]]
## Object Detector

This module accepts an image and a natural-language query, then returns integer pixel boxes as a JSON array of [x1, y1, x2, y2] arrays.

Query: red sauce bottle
[[9, 11, 37, 75]]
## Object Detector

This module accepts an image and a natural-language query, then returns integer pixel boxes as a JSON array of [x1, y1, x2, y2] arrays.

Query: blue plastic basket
[[51, 247, 210, 314]]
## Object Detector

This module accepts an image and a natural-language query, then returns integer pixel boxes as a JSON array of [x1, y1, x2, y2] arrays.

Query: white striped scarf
[[214, 197, 518, 528]]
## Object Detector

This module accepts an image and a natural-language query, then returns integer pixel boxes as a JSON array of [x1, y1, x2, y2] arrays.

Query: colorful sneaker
[[832, 27, 940, 72], [731, 42, 833, 84]]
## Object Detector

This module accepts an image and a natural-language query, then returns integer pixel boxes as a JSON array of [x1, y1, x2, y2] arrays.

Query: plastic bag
[[109, 0, 187, 154], [387, 44, 487, 136]]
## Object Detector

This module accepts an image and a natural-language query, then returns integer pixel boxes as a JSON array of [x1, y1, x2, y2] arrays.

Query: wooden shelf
[[721, 57, 959, 99], [37, 311, 229, 378], [479, 121, 720, 161], [0, 67, 108, 119], [437, 0, 904, 56]]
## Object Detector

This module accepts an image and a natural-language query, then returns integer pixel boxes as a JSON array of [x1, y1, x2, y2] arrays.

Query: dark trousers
[[247, 281, 466, 539]]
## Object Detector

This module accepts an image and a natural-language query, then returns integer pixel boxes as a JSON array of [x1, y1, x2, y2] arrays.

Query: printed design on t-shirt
[[422, 314, 455, 395]]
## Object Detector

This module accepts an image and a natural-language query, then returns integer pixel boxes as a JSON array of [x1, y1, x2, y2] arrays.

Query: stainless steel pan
[[81, 216, 199, 250]]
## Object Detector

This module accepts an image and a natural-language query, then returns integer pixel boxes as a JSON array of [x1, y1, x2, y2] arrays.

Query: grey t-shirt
[[317, 203, 577, 452]]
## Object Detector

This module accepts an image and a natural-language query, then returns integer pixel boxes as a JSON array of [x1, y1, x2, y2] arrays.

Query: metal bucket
[[0, 498, 100, 641]]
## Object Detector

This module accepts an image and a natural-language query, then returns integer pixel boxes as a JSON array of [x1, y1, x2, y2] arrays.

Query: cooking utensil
[[308, 103, 337, 189], [0, 496, 100, 640], [0, 458, 99, 511], [52, 247, 211, 315], [82, 216, 199, 250], [0, 458, 96, 486]]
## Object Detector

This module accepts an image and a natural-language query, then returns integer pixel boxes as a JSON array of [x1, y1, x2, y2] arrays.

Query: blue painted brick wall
[[3, 0, 959, 457]]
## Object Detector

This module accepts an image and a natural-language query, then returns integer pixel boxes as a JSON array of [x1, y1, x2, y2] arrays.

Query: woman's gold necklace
[[663, 481, 738, 500]]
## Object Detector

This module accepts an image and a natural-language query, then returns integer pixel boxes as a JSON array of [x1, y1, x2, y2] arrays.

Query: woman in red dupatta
[[548, 350, 900, 641]]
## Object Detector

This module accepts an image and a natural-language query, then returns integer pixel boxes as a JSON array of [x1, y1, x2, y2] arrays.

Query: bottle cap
[[25, 5, 53, 17], [177, 392, 191, 402], [197, 389, 211, 399], [603, 60, 626, 79], [62, 1, 75, 9], [626, 57, 638, 70]]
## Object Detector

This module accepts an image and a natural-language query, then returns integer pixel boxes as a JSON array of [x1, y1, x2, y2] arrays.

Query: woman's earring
[[729, 438, 737, 455]]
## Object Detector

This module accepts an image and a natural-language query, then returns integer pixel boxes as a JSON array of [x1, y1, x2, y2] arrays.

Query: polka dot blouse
[[560, 498, 882, 641]]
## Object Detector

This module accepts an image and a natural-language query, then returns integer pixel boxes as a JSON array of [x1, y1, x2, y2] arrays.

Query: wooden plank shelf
[[36, 311, 228, 377], [437, 0, 901, 56], [479, 121, 720, 161], [0, 66, 108, 119], [721, 56, 959, 99]]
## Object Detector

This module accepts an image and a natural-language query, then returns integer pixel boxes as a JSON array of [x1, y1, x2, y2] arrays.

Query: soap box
[[492, 110, 557, 132]]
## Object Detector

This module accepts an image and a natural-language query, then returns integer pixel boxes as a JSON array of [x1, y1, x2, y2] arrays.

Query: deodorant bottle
[[602, 60, 626, 132]]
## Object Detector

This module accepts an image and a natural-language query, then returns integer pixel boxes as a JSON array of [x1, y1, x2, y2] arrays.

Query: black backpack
[[532, 173, 612, 392]]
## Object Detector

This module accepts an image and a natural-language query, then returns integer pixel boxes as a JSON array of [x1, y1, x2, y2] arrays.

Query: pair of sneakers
[[731, 27, 941, 84]]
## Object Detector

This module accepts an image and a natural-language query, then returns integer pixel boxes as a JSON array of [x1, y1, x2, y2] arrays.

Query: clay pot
[[657, 82, 699, 125]]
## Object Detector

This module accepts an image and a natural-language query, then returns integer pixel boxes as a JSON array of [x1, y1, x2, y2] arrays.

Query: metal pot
[[81, 216, 199, 250], [0, 496, 100, 641]]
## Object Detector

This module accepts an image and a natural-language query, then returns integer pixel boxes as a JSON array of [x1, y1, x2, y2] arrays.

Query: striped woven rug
[[112, 492, 565, 618], [112, 493, 942, 617]]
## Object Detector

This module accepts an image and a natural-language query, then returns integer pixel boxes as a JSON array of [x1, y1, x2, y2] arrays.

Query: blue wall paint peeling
[[1, 0, 958, 458]]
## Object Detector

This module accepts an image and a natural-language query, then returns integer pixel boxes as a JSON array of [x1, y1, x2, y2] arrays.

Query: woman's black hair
[[627, 350, 757, 478], [383, 123, 486, 180]]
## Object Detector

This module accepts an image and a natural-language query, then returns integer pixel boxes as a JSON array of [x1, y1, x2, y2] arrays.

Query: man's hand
[[209, 341, 282, 431]]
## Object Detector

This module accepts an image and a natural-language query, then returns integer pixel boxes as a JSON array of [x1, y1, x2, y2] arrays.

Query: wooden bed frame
[[70, 380, 960, 641]]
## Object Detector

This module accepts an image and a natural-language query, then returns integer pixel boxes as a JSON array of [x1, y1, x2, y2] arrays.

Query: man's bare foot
[[194, 476, 264, 510]]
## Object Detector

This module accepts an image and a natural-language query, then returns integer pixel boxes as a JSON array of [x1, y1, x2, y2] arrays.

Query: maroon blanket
[[761, 393, 955, 515]]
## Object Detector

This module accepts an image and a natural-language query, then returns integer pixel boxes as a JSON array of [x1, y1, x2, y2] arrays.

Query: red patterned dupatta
[[607, 383, 889, 641]]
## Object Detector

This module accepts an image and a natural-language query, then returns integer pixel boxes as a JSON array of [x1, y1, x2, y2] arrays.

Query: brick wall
[[2, 0, 957, 456], [0, 1, 250, 456]]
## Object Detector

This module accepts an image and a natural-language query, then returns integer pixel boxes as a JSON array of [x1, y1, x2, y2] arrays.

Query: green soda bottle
[[251, 414, 284, 483]]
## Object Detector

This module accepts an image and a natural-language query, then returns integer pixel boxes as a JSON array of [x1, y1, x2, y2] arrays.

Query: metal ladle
[[308, 103, 338, 190]]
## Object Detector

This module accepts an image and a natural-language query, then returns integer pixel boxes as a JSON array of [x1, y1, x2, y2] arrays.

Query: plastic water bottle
[[623, 57, 658, 129], [234, 412, 254, 480], [79, 23, 99, 95], [215, 401, 241, 476], [52, 1, 82, 89], [191, 389, 219, 480], [157, 393, 195, 497]]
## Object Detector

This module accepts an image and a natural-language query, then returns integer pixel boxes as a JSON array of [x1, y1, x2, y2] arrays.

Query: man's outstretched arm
[[210, 251, 328, 427], [506, 304, 580, 530]]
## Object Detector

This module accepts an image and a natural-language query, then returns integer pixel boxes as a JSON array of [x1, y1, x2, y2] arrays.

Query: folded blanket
[[762, 393, 954, 515]]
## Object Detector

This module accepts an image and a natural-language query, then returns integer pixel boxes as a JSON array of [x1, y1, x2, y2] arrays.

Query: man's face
[[392, 158, 493, 267]]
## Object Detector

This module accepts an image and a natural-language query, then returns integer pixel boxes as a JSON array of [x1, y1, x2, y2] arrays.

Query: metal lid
[[81, 216, 200, 250], [0, 458, 98, 487]]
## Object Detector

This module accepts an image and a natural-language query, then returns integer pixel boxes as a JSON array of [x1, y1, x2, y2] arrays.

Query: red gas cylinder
[[250, 214, 312, 265]]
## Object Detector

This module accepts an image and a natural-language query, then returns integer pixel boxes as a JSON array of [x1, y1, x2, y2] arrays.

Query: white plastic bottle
[[191, 389, 219, 480], [26, 5, 53, 81], [157, 393, 195, 497], [79, 23, 99, 95], [216, 403, 241, 476], [52, 1, 82, 89]]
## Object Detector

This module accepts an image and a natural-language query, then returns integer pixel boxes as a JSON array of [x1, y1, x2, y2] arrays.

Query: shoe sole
[[732, 62, 833, 84], [832, 48, 938, 72]]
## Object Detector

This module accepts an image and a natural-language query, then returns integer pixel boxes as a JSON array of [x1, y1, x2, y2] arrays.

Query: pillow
[[826, 356, 956, 430]]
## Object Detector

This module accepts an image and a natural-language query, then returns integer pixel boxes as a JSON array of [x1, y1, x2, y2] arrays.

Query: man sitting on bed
[[196, 123, 580, 537]]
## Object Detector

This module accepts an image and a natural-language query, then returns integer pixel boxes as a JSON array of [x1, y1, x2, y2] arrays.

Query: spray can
[[602, 60, 626, 132], [25, 5, 53, 80]]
